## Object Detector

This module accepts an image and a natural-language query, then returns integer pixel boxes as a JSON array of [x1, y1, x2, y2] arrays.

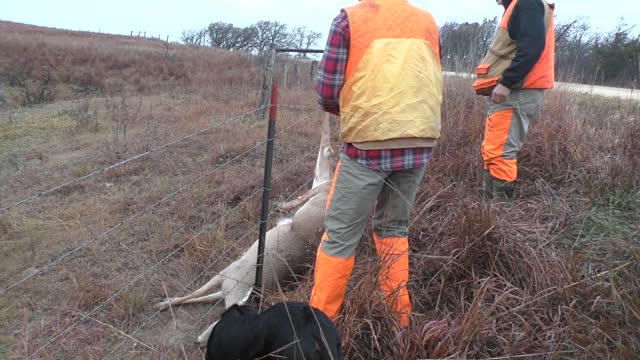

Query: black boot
[[480, 169, 493, 201], [492, 178, 515, 202]]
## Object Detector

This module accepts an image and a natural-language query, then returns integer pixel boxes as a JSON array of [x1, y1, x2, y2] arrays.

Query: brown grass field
[[0, 20, 639, 359]]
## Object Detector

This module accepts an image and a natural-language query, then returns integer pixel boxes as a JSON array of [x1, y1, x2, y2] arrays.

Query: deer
[[155, 113, 334, 347]]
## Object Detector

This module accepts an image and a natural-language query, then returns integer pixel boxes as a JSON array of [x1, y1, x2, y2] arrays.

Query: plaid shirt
[[316, 11, 433, 171]]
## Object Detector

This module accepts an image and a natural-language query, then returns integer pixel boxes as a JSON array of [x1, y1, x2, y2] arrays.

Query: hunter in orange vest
[[473, 0, 555, 201], [311, 0, 442, 328]]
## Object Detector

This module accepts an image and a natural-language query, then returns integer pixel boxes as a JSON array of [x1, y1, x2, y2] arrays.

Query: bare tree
[[180, 16, 639, 87], [254, 21, 291, 53], [235, 26, 258, 52], [291, 26, 308, 50], [207, 22, 235, 48], [554, 17, 596, 82], [181, 28, 207, 46], [305, 30, 323, 51], [440, 18, 498, 72], [290, 26, 323, 56]]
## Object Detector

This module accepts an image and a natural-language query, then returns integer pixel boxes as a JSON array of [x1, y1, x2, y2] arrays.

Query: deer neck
[[312, 113, 333, 189]]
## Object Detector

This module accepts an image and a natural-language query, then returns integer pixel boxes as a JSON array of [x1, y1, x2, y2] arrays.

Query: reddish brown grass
[[0, 21, 638, 360]]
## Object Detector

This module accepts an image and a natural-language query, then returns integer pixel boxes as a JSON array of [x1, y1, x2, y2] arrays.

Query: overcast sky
[[2, 0, 638, 45]]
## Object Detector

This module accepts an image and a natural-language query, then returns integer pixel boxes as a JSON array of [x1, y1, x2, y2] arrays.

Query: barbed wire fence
[[1, 45, 327, 358], [0, 107, 267, 214], [104, 174, 317, 359], [29, 157, 317, 358], [8, 104, 323, 358], [1, 109, 272, 296]]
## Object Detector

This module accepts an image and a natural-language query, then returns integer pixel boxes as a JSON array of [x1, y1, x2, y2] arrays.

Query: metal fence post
[[254, 82, 278, 301], [251, 48, 322, 304]]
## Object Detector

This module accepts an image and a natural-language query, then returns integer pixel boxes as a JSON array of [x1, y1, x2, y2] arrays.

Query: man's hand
[[491, 84, 511, 104]]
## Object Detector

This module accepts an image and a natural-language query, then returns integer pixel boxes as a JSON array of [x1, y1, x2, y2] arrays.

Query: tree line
[[181, 21, 323, 54], [184, 17, 639, 88], [440, 17, 640, 88]]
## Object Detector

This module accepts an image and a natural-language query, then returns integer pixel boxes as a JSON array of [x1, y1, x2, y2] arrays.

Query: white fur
[[156, 113, 334, 347]]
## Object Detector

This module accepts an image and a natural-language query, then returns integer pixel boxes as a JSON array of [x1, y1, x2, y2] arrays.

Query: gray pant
[[321, 153, 427, 258], [482, 89, 544, 181]]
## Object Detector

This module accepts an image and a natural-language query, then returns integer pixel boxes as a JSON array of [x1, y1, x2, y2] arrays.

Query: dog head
[[205, 304, 264, 360], [205, 302, 341, 360]]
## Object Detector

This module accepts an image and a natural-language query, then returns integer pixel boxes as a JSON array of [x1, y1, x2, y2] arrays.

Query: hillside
[[1, 21, 639, 359], [0, 20, 262, 104]]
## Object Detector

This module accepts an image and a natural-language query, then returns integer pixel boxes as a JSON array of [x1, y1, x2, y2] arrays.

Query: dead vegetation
[[0, 21, 639, 359]]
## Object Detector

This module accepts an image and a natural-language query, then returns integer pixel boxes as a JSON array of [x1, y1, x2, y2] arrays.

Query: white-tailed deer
[[155, 113, 333, 347]]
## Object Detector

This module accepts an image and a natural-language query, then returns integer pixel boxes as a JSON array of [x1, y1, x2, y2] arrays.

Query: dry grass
[[1, 21, 639, 359]]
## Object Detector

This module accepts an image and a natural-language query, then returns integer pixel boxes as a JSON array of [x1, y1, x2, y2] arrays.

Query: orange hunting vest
[[473, 0, 555, 95], [339, 0, 443, 144]]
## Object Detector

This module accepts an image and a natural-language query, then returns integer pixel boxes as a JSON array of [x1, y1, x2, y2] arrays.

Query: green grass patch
[[561, 188, 640, 264]]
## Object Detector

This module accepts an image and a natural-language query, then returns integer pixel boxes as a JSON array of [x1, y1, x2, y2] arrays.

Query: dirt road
[[443, 71, 640, 101], [554, 81, 640, 101]]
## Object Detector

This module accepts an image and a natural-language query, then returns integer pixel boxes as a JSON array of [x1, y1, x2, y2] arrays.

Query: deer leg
[[155, 275, 223, 310], [195, 320, 218, 348], [278, 186, 322, 211], [175, 292, 223, 306]]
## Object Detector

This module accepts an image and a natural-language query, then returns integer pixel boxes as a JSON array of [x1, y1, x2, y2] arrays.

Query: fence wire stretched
[[3, 98, 324, 356], [106, 175, 316, 359], [23, 111, 321, 358], [1, 120, 270, 297], [0, 106, 268, 214], [102, 225, 260, 359], [156, 177, 318, 360], [104, 147, 317, 358], [26, 185, 265, 359]]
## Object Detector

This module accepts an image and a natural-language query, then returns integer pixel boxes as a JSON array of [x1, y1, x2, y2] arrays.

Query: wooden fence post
[[283, 64, 288, 89], [257, 49, 276, 121], [311, 60, 318, 80]]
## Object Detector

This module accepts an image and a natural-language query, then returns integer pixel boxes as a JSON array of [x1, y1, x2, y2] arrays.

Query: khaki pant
[[310, 152, 427, 327], [482, 89, 544, 182], [321, 153, 426, 258]]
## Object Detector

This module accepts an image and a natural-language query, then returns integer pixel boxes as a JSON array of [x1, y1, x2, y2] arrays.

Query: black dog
[[206, 301, 341, 360]]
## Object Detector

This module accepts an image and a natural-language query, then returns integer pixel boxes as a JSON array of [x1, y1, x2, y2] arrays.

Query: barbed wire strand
[[0, 106, 268, 214], [103, 149, 317, 357], [27, 186, 266, 359], [29, 138, 318, 358], [278, 104, 319, 110], [156, 176, 318, 360], [102, 225, 259, 359], [2, 106, 309, 218], [16, 109, 321, 357], [105, 174, 317, 358], [1, 138, 269, 297]]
